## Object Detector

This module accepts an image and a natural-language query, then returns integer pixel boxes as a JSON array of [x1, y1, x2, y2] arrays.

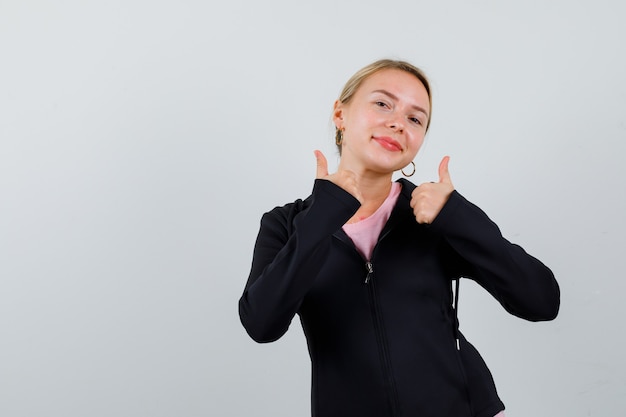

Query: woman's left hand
[[410, 156, 455, 224]]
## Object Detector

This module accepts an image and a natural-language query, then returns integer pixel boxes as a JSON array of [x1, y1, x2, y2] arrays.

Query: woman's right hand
[[314, 150, 363, 204]]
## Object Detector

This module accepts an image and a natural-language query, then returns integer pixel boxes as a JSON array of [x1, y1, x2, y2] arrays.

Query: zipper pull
[[365, 262, 374, 284]]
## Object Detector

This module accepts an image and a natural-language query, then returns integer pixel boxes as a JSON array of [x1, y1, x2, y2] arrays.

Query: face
[[333, 69, 430, 175]]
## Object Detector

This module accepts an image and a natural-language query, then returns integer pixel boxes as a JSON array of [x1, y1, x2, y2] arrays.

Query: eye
[[409, 117, 423, 125], [375, 101, 390, 108]]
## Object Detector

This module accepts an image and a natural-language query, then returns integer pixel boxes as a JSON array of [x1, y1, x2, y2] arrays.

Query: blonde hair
[[336, 59, 432, 152]]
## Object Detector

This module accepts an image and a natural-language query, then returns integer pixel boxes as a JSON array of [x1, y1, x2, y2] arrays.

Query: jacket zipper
[[336, 228, 400, 415], [365, 261, 373, 284], [364, 260, 400, 416], [453, 278, 461, 351]]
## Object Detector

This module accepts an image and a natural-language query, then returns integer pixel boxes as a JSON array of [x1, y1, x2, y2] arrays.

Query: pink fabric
[[342, 182, 401, 260], [494, 412, 505, 417]]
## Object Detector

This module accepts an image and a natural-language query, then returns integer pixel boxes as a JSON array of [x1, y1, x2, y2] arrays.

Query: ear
[[332, 99, 345, 129]]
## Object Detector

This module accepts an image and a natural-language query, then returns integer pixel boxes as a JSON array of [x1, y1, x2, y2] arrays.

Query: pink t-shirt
[[342, 182, 506, 417], [342, 182, 401, 260]]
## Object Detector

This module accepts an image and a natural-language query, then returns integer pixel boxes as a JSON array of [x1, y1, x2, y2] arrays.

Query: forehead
[[357, 69, 430, 105]]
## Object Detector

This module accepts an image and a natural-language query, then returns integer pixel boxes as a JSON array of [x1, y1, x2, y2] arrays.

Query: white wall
[[1, 1, 624, 416]]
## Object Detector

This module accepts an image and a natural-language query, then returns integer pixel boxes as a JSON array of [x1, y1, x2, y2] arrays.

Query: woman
[[239, 59, 560, 417]]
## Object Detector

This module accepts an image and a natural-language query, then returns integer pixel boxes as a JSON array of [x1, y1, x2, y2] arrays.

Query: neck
[[337, 159, 395, 222]]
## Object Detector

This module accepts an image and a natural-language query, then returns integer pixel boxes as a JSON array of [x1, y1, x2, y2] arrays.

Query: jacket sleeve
[[430, 190, 560, 321], [239, 179, 361, 343]]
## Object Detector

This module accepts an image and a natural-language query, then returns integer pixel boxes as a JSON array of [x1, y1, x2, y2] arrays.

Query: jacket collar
[[331, 178, 421, 254], [381, 178, 417, 233]]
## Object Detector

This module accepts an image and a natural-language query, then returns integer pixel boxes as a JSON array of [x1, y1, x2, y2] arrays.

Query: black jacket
[[239, 179, 560, 417]]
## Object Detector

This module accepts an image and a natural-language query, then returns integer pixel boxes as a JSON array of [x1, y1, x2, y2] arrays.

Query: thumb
[[314, 150, 329, 179], [438, 155, 452, 184]]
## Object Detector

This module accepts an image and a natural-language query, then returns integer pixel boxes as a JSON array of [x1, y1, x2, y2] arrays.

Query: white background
[[1, 1, 625, 416]]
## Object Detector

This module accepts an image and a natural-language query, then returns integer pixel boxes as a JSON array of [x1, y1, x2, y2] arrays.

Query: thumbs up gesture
[[314, 150, 363, 204], [410, 156, 454, 224]]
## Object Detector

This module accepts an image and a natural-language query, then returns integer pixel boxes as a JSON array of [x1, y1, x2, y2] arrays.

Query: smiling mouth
[[373, 136, 402, 152]]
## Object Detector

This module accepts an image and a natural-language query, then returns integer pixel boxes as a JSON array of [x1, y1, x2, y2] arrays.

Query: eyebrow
[[371, 89, 430, 117]]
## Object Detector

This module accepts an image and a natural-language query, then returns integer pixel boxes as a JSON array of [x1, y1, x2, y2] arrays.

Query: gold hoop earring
[[401, 161, 416, 177], [335, 128, 344, 146]]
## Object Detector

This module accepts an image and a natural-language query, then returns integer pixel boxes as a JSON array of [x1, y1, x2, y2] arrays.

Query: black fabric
[[239, 178, 560, 417]]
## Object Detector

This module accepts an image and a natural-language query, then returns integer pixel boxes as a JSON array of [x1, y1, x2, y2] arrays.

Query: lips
[[373, 136, 402, 152]]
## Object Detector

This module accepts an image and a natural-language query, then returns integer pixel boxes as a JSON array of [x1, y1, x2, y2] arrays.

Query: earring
[[401, 161, 416, 177], [335, 128, 344, 146]]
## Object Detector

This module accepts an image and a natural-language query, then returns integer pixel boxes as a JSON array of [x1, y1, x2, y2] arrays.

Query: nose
[[388, 116, 404, 132]]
